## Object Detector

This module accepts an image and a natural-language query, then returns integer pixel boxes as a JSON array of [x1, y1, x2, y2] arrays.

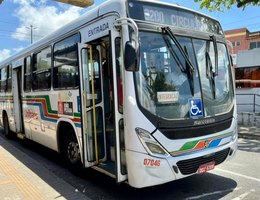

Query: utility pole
[[26, 25, 37, 44]]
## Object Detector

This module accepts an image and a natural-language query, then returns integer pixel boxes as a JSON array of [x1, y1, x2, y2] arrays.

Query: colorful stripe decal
[[0, 96, 14, 102], [170, 132, 233, 157], [23, 95, 81, 128]]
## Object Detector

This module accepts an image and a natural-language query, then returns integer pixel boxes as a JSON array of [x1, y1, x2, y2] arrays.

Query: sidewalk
[[238, 125, 260, 140], [0, 137, 89, 200]]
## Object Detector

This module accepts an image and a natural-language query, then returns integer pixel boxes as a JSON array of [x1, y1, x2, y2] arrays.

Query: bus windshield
[[134, 31, 233, 120]]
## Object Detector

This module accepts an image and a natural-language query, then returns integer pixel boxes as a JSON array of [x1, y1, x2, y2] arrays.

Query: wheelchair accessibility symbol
[[189, 98, 203, 118]]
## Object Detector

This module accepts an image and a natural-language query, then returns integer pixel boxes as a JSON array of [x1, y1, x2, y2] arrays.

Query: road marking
[[186, 187, 241, 200], [232, 189, 255, 200], [215, 168, 260, 182], [229, 163, 245, 167]]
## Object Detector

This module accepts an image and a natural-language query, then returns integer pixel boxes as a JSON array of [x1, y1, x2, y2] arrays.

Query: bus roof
[[0, 0, 126, 68], [0, 0, 220, 68]]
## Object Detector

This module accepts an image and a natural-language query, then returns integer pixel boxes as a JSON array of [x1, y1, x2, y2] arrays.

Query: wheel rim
[[67, 141, 80, 164]]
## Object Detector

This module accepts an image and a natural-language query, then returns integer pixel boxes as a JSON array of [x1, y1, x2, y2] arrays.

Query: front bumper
[[126, 137, 237, 188]]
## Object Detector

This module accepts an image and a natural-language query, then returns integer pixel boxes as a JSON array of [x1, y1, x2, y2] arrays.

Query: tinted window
[[32, 47, 52, 90], [82, 48, 102, 107], [0, 67, 7, 92], [6, 65, 12, 92], [115, 38, 123, 113], [24, 56, 32, 92], [250, 42, 256, 49], [53, 33, 80, 89]]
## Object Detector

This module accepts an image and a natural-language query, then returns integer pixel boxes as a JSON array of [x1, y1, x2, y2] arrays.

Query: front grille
[[176, 148, 230, 175], [160, 118, 232, 140]]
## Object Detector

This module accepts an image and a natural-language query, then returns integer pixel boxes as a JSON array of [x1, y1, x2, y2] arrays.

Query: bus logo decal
[[188, 98, 203, 118], [204, 140, 211, 148]]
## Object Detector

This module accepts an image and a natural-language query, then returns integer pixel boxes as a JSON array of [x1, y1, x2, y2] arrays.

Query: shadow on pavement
[[0, 129, 238, 200], [238, 138, 260, 153], [0, 130, 87, 199]]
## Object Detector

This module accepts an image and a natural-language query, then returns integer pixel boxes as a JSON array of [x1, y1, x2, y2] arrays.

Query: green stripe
[[24, 95, 81, 118], [179, 141, 198, 151], [175, 132, 233, 152]]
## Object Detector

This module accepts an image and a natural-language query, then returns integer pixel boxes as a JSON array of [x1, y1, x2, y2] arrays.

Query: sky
[[0, 0, 260, 62]]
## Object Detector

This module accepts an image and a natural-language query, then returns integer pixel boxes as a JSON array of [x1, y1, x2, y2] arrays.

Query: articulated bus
[[0, 0, 237, 188]]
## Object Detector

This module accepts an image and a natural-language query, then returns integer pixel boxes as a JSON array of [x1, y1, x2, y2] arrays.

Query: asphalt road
[[0, 129, 259, 200]]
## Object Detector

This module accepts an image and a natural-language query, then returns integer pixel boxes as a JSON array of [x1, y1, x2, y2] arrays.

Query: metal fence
[[236, 93, 260, 113]]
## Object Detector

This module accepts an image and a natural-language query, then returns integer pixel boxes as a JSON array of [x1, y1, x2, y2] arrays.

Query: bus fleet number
[[143, 158, 161, 167]]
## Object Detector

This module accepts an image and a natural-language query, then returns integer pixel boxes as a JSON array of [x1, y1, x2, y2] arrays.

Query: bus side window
[[24, 56, 32, 92], [53, 33, 80, 89], [115, 38, 123, 113], [86, 49, 102, 106], [6, 65, 12, 93], [32, 47, 52, 91], [0, 67, 7, 92]]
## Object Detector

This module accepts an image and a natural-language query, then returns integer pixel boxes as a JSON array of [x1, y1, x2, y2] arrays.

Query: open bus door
[[78, 37, 127, 183], [78, 43, 106, 167]]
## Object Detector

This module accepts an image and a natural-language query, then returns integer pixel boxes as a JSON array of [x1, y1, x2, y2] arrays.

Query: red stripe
[[23, 98, 81, 123]]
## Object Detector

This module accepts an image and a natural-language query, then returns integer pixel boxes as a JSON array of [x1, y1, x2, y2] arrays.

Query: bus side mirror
[[124, 41, 139, 71]]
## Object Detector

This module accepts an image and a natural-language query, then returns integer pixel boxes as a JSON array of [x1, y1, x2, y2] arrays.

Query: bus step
[[17, 133, 25, 140]]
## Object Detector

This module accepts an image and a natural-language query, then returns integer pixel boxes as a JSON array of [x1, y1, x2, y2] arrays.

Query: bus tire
[[61, 129, 82, 173], [3, 114, 13, 139]]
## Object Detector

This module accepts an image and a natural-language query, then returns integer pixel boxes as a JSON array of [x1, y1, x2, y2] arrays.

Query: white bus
[[0, 0, 237, 188]]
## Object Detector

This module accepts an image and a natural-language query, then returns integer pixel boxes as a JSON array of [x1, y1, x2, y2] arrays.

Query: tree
[[194, 0, 260, 11]]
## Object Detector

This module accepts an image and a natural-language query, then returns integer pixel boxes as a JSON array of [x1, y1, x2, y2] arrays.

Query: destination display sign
[[128, 1, 223, 35]]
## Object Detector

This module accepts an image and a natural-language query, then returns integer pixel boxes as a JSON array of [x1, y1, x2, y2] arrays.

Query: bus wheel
[[61, 130, 82, 172], [3, 114, 12, 139]]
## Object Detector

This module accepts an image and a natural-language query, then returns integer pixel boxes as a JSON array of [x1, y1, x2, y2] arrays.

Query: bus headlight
[[135, 128, 170, 158]]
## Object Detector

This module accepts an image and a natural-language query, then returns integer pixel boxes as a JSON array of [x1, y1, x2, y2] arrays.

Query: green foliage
[[194, 0, 260, 11]]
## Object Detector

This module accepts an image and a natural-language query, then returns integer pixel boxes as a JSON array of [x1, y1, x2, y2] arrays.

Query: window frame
[[32, 46, 52, 91], [0, 66, 8, 92], [6, 65, 12, 93], [249, 41, 257, 49], [53, 32, 81, 90], [24, 56, 32, 92]]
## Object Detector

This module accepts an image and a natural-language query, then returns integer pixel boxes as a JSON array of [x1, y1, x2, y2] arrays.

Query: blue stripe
[[173, 136, 232, 157], [26, 102, 81, 128]]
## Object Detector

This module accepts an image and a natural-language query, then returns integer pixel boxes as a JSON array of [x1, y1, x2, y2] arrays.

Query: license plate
[[197, 161, 215, 174]]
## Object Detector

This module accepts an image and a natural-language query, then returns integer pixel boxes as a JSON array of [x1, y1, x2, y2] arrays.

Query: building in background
[[225, 28, 260, 116], [236, 48, 260, 90], [225, 28, 260, 67]]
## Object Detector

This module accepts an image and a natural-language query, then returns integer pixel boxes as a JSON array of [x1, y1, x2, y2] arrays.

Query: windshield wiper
[[206, 42, 216, 99], [162, 27, 195, 95], [162, 27, 195, 72], [162, 31, 186, 73], [184, 46, 194, 96], [210, 35, 218, 77]]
